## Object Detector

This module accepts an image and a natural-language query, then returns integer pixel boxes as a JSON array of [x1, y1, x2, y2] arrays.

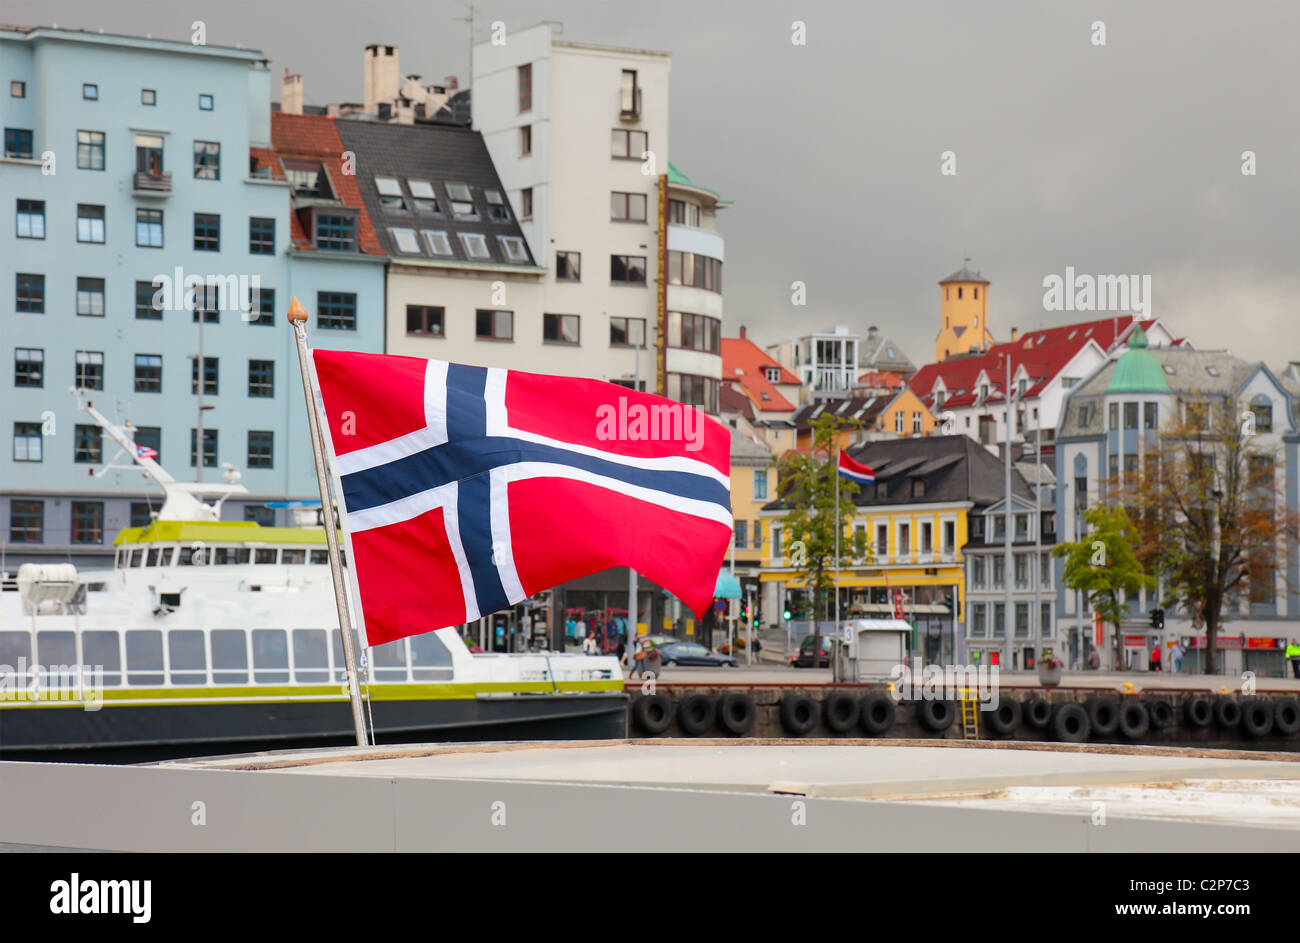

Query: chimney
[[281, 69, 304, 115], [739, 325, 747, 340], [1010, 327, 1018, 343], [364, 44, 401, 113]]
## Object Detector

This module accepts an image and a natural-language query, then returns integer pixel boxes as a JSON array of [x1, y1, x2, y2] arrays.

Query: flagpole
[[834, 442, 841, 679], [288, 296, 368, 747]]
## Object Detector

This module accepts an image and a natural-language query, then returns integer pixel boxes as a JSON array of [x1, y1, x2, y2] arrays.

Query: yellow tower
[[935, 261, 994, 361]]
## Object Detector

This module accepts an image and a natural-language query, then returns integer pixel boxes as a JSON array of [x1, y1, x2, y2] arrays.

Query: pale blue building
[[0, 26, 385, 567]]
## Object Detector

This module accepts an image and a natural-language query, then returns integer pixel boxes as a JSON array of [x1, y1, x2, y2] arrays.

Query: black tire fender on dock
[[858, 693, 896, 736], [1084, 696, 1120, 739], [1144, 699, 1175, 730], [914, 699, 956, 733], [1240, 699, 1274, 738], [780, 693, 819, 736], [1117, 701, 1149, 740], [717, 691, 757, 736], [1214, 698, 1242, 729], [1023, 695, 1052, 730], [676, 693, 716, 736], [984, 697, 1021, 737], [1274, 697, 1300, 736], [822, 691, 859, 733], [632, 693, 673, 735], [1184, 695, 1212, 728], [1051, 702, 1091, 743]]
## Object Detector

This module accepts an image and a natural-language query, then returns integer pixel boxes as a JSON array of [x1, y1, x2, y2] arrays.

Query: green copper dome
[[1107, 326, 1171, 394]]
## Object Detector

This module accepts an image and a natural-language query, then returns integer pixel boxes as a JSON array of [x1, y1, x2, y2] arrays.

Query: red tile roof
[[268, 113, 384, 256], [721, 335, 801, 412], [856, 370, 905, 389]]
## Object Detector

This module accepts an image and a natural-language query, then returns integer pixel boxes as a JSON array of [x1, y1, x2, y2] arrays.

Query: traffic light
[[752, 612, 760, 629], [782, 607, 792, 621], [1150, 607, 1165, 630]]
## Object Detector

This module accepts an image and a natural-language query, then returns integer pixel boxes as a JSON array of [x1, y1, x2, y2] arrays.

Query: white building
[[767, 326, 859, 401]]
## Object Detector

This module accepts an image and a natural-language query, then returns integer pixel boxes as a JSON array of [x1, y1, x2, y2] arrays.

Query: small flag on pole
[[837, 450, 875, 484], [135, 443, 158, 460]]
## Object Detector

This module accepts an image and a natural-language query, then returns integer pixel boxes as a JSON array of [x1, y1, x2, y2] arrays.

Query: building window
[[10, 81, 25, 98], [193, 213, 220, 251], [669, 199, 701, 227], [76, 277, 105, 317], [459, 232, 490, 260], [666, 251, 722, 293], [190, 429, 218, 467], [611, 129, 648, 159], [77, 204, 105, 243], [1251, 401, 1273, 433], [135, 280, 162, 319], [897, 523, 911, 555], [1041, 602, 1052, 637], [248, 359, 274, 397], [193, 140, 220, 179], [317, 292, 357, 331], [620, 69, 639, 115], [446, 183, 477, 219], [134, 427, 161, 464], [1015, 602, 1030, 637], [912, 479, 926, 498], [875, 524, 888, 556], [14, 348, 42, 387], [1123, 401, 1139, 430], [71, 502, 104, 544], [10, 500, 43, 543], [610, 316, 645, 347], [610, 191, 647, 222], [993, 556, 1005, 588], [498, 235, 529, 263], [77, 130, 105, 170], [411, 230, 449, 257], [556, 251, 581, 281], [1015, 553, 1028, 587], [74, 424, 102, 464], [912, 411, 922, 434], [75, 351, 104, 390], [315, 214, 356, 251], [520, 187, 533, 219], [754, 469, 769, 501], [920, 521, 933, 553], [192, 284, 220, 323], [942, 520, 955, 553], [667, 312, 720, 353], [135, 208, 163, 247], [1142, 402, 1158, 430], [13, 422, 42, 462], [16, 199, 44, 239], [666, 373, 719, 413], [191, 357, 219, 396], [4, 127, 33, 159], [406, 305, 444, 336], [129, 502, 154, 528], [248, 286, 274, 325], [895, 411, 904, 434], [141, 88, 156, 105], [16, 273, 44, 312], [1040, 551, 1051, 586], [199, 93, 214, 111], [408, 180, 439, 214], [543, 313, 580, 345], [247, 430, 274, 469], [374, 176, 404, 208], [134, 133, 164, 176], [476, 309, 513, 341], [390, 227, 420, 254], [485, 189, 510, 222], [610, 255, 647, 285], [734, 520, 748, 550], [82, 83, 99, 100], [134, 354, 163, 393], [972, 556, 985, 588], [971, 603, 986, 637], [518, 63, 532, 113], [993, 603, 1006, 637], [519, 124, 532, 156]]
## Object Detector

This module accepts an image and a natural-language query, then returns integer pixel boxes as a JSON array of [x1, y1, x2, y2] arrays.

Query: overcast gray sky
[[15, 0, 1300, 367]]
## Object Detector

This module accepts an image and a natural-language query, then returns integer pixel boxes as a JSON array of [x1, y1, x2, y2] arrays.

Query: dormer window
[[408, 180, 439, 213], [282, 159, 330, 199], [765, 366, 780, 382], [447, 183, 477, 219]]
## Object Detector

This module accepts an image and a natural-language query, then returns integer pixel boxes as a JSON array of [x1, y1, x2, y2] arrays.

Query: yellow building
[[728, 428, 774, 615], [758, 435, 1019, 663], [791, 389, 938, 451], [935, 262, 995, 362]]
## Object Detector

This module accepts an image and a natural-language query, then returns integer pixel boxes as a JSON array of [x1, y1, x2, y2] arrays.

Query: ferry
[[0, 393, 626, 762]]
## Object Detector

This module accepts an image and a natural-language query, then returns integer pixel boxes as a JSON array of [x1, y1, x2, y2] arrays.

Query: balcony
[[133, 171, 172, 196]]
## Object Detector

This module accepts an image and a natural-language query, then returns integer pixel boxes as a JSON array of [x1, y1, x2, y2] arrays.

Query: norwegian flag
[[312, 350, 733, 646], [837, 450, 875, 484]]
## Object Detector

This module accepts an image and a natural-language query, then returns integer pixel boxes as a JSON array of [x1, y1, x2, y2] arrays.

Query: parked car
[[790, 635, 832, 668], [658, 642, 737, 667]]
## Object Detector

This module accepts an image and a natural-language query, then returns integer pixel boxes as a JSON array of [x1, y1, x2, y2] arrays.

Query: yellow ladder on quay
[[959, 688, 980, 739]]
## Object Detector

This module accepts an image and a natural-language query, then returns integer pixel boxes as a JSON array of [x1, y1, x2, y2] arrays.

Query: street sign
[[842, 624, 853, 644]]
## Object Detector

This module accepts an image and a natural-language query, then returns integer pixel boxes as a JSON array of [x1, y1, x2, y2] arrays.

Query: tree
[[1053, 504, 1155, 669], [1121, 398, 1296, 674], [772, 414, 869, 660]]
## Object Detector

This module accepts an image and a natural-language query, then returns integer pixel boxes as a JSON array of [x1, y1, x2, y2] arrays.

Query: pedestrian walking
[[582, 631, 598, 656], [1086, 647, 1100, 670], [629, 639, 648, 679], [1149, 643, 1162, 672], [1170, 641, 1185, 674], [1287, 639, 1300, 679]]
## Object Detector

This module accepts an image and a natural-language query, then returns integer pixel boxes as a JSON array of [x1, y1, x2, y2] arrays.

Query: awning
[[714, 569, 743, 599]]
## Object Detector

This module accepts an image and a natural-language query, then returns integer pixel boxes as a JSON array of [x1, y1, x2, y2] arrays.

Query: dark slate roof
[[790, 395, 894, 431], [939, 265, 989, 285], [332, 119, 537, 267]]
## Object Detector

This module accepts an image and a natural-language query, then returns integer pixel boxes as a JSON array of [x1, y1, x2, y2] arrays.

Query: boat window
[[35, 631, 75, 669], [410, 632, 454, 680], [282, 549, 307, 565], [82, 630, 122, 687], [133, 547, 147, 567], [254, 548, 278, 564], [168, 630, 207, 685], [125, 630, 165, 685], [179, 544, 205, 566], [371, 639, 408, 682], [310, 549, 328, 565], [212, 547, 251, 565], [292, 629, 329, 683], [147, 546, 171, 567], [252, 629, 289, 683], [330, 629, 363, 682], [0, 632, 32, 683], [211, 629, 249, 684]]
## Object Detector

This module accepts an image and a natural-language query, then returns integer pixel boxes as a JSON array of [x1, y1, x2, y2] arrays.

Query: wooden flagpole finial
[[287, 295, 308, 324]]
